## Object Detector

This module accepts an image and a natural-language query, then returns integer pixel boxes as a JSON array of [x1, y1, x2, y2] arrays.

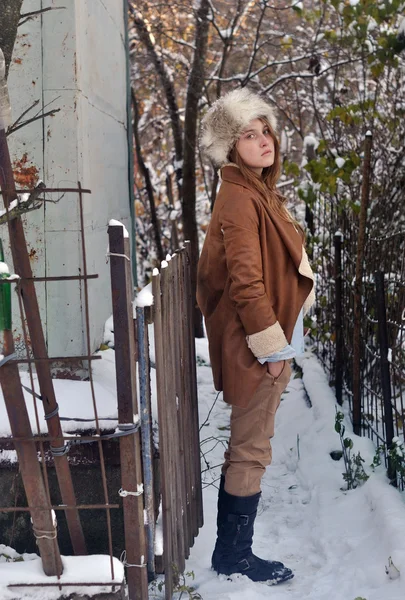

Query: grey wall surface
[[4, 0, 131, 358]]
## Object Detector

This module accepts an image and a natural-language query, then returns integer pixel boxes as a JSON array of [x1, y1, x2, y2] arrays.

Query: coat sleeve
[[219, 189, 288, 358]]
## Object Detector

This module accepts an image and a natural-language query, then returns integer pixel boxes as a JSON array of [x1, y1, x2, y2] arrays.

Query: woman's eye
[[263, 129, 270, 135]]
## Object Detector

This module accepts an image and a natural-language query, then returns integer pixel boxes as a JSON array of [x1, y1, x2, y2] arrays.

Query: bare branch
[[8, 99, 39, 130], [0, 181, 46, 225], [262, 55, 371, 94], [208, 53, 314, 84], [7, 108, 61, 136], [18, 6, 66, 27], [266, 0, 303, 10]]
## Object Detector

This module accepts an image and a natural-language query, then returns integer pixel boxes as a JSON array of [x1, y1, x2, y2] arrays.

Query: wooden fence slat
[[172, 253, 191, 559], [180, 248, 198, 540], [184, 242, 204, 530], [152, 270, 174, 600], [178, 250, 196, 550]]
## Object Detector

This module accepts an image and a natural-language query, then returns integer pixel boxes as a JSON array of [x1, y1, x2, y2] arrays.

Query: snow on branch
[[262, 55, 371, 94], [0, 182, 46, 224]]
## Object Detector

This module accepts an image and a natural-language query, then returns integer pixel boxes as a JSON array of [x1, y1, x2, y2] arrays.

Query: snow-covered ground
[[1, 333, 405, 599], [184, 345, 405, 600]]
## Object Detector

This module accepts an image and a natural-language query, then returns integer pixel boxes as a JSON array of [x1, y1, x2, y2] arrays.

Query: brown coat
[[197, 165, 315, 407]]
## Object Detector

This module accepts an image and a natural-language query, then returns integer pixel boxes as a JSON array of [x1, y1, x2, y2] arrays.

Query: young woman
[[197, 88, 315, 585]]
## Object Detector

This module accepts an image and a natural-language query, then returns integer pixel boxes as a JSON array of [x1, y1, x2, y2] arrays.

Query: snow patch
[[108, 219, 129, 238], [0, 262, 10, 275], [136, 282, 153, 307]]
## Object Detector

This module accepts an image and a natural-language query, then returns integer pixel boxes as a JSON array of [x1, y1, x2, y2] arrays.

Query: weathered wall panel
[[5, 0, 47, 346], [3, 0, 131, 359]]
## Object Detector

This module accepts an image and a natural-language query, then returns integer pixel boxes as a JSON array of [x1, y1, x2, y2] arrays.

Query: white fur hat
[[200, 88, 277, 167]]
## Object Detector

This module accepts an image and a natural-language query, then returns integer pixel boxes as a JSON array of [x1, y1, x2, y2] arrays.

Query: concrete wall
[[4, 0, 131, 358]]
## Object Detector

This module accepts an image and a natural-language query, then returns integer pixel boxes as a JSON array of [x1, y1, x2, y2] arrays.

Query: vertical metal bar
[[78, 185, 114, 578], [0, 128, 86, 555], [334, 232, 343, 406], [0, 330, 63, 577], [352, 131, 373, 435], [152, 270, 174, 600], [375, 271, 396, 485], [108, 226, 148, 600], [136, 305, 156, 578]]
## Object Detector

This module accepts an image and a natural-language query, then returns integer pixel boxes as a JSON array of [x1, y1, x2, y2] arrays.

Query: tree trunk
[[182, 0, 210, 338], [132, 88, 164, 264], [130, 8, 184, 200], [0, 1, 24, 79]]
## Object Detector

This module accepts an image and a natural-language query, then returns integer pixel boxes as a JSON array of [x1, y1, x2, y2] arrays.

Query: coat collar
[[220, 164, 307, 276], [220, 164, 259, 195]]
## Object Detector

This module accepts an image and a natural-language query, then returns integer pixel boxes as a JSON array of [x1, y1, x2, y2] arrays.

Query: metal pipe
[[136, 306, 156, 578], [0, 187, 91, 194], [78, 184, 115, 579], [334, 232, 343, 405], [375, 271, 396, 485], [8, 355, 101, 364], [352, 132, 373, 435], [0, 274, 98, 283], [0, 505, 120, 512]]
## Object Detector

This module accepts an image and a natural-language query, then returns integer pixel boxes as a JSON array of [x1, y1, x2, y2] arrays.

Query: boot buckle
[[238, 558, 250, 571], [227, 514, 249, 526]]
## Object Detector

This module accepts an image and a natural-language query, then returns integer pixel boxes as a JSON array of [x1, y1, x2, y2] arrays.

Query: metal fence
[[0, 180, 133, 596], [0, 179, 202, 599], [304, 174, 405, 488]]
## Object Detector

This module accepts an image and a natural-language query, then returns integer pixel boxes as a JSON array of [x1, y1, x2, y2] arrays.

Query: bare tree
[[129, 0, 405, 336]]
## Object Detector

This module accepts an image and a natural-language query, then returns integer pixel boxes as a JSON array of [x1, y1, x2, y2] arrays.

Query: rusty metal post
[[352, 131, 373, 435], [375, 271, 396, 485], [334, 232, 343, 406], [108, 225, 148, 600], [0, 128, 86, 555], [0, 331, 62, 575]]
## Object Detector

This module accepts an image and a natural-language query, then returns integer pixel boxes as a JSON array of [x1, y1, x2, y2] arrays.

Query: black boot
[[211, 475, 226, 569], [212, 488, 294, 585]]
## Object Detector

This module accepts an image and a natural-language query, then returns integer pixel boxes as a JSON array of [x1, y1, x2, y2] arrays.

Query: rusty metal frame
[[0, 180, 123, 589], [0, 505, 120, 512], [0, 130, 87, 556]]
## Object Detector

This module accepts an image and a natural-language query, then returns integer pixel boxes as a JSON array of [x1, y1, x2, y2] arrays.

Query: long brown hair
[[229, 117, 304, 237]]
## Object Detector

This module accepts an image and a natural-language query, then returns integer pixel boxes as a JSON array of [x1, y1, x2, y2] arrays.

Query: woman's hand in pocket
[[267, 360, 285, 378]]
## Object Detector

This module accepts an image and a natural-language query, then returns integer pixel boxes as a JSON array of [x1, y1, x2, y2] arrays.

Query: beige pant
[[222, 360, 292, 497]]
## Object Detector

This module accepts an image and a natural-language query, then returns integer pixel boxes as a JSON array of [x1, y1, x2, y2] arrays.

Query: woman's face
[[235, 118, 275, 175]]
